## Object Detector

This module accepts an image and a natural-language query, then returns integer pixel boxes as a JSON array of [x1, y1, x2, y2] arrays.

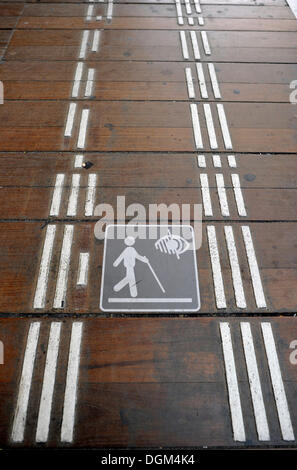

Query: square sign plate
[[100, 225, 200, 312]]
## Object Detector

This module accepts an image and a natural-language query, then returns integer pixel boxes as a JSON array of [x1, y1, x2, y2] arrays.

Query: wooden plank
[[0, 222, 295, 313], [0, 317, 296, 446]]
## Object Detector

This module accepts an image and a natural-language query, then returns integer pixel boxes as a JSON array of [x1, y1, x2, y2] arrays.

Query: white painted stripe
[[85, 68, 95, 97], [190, 30, 200, 60], [53, 225, 74, 309], [241, 226, 266, 309], [175, 0, 183, 25], [79, 30, 89, 59], [74, 154, 84, 168], [64, 103, 77, 137], [185, 67, 195, 99], [61, 322, 83, 443], [207, 226, 226, 309], [196, 63, 208, 99], [11, 323, 41, 442], [33, 225, 56, 309], [203, 103, 218, 149], [36, 322, 62, 443], [85, 173, 97, 216], [201, 31, 211, 55], [92, 30, 101, 52], [72, 62, 84, 98], [197, 154, 206, 168], [50, 174, 65, 217], [240, 322, 270, 441], [190, 103, 203, 149], [200, 174, 213, 216], [208, 63, 221, 99], [287, 0, 297, 20], [180, 31, 189, 60], [231, 174, 247, 217], [217, 103, 233, 150], [96, 15, 102, 21], [109, 298, 192, 303], [224, 226, 246, 309], [185, 0, 192, 14], [228, 154, 237, 168], [198, 16, 204, 26], [194, 0, 201, 14], [77, 253, 89, 286], [188, 17, 194, 26], [67, 174, 81, 217], [212, 154, 221, 167], [86, 5, 94, 21], [106, 0, 113, 20], [261, 322, 295, 441], [216, 174, 230, 217], [77, 109, 89, 149], [220, 322, 246, 442]]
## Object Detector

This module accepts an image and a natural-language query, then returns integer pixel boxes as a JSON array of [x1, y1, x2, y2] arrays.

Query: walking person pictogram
[[113, 236, 165, 297]]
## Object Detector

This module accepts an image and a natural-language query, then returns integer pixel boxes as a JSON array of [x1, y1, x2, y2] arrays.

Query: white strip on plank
[[190, 103, 203, 149], [67, 174, 81, 217], [220, 322, 246, 442], [74, 154, 84, 168], [96, 15, 102, 21], [92, 30, 101, 52], [200, 174, 213, 216], [261, 322, 295, 441], [240, 322, 270, 441], [228, 154, 237, 168], [72, 62, 84, 98], [203, 103, 218, 149], [188, 17, 194, 25], [217, 103, 233, 150], [53, 225, 74, 309], [198, 16, 204, 25], [216, 174, 230, 217], [61, 322, 83, 443], [201, 31, 211, 55], [185, 0, 192, 14], [231, 174, 247, 217], [79, 30, 89, 59], [190, 30, 200, 60], [85, 173, 97, 216], [185, 67, 195, 99], [287, 0, 297, 20], [86, 5, 94, 21], [175, 0, 184, 25], [106, 0, 113, 20], [212, 154, 221, 167], [208, 63, 221, 99], [11, 323, 41, 442], [197, 154, 206, 168], [77, 109, 89, 149], [180, 31, 189, 60], [85, 68, 95, 97], [50, 174, 65, 217], [224, 226, 246, 308], [196, 63, 208, 99], [64, 103, 77, 137], [194, 0, 201, 13], [241, 226, 266, 309], [77, 253, 90, 286], [207, 226, 226, 309], [33, 225, 56, 309], [36, 322, 62, 443]]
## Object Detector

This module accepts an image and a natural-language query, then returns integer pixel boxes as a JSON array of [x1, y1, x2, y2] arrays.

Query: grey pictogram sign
[[100, 225, 200, 312]]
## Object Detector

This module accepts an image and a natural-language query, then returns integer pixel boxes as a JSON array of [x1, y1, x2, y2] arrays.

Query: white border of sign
[[100, 224, 200, 312]]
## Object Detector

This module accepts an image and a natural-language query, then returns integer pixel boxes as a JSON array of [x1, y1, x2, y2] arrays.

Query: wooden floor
[[0, 0, 296, 448]]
